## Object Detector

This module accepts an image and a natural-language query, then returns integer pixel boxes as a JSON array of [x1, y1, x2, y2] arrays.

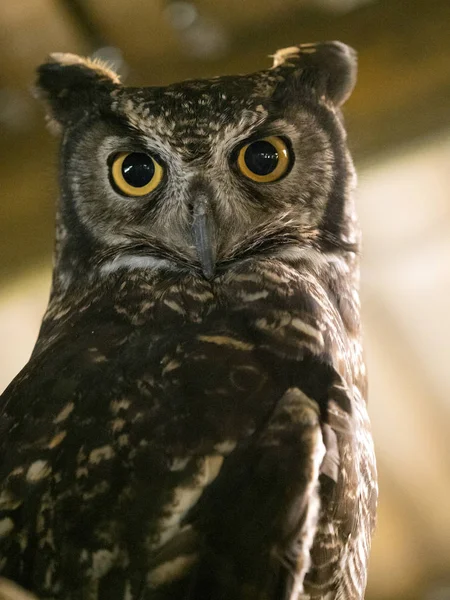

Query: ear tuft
[[271, 41, 357, 107], [34, 53, 121, 132], [46, 53, 121, 85], [272, 46, 310, 69]]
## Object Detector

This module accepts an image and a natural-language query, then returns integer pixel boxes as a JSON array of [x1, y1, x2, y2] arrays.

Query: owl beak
[[191, 192, 216, 280]]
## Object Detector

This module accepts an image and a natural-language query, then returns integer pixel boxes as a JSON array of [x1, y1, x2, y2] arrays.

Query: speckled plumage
[[0, 42, 377, 600]]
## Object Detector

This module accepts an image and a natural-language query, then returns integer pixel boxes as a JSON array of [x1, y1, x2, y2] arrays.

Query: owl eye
[[237, 136, 290, 183], [111, 152, 163, 197]]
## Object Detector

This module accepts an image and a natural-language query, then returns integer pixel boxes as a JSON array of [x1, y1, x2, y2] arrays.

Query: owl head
[[36, 42, 357, 284]]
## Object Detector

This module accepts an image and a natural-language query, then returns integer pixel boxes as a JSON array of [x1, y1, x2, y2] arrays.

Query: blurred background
[[0, 0, 449, 598]]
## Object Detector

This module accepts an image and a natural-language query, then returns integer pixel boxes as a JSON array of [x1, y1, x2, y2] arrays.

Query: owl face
[[37, 43, 357, 280]]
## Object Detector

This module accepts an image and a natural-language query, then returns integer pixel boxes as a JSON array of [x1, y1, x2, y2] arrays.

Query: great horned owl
[[0, 42, 377, 600]]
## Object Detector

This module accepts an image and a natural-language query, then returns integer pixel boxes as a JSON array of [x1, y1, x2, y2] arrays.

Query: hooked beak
[[191, 191, 216, 280]]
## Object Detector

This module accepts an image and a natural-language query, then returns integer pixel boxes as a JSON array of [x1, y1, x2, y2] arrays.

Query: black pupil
[[122, 153, 155, 187], [244, 140, 279, 176]]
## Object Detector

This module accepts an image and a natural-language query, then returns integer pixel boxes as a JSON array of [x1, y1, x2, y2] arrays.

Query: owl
[[0, 41, 377, 600]]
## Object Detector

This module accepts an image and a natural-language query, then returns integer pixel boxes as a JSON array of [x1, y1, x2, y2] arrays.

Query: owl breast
[[0, 259, 373, 600]]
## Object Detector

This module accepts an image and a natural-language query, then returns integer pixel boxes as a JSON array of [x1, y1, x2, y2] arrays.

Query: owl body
[[0, 43, 377, 600]]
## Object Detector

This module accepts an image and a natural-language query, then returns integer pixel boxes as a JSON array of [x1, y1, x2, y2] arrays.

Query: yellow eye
[[111, 152, 163, 196], [237, 136, 290, 183]]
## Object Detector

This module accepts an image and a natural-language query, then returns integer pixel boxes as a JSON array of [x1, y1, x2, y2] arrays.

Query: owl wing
[[183, 388, 329, 600], [176, 346, 353, 600]]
